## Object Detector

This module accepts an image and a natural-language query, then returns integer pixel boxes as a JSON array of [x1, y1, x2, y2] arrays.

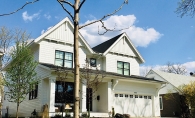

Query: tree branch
[[98, 20, 131, 35], [78, 0, 86, 12], [57, 0, 74, 21], [79, 0, 128, 29], [58, 0, 74, 8], [0, 0, 39, 16], [176, 0, 195, 17]]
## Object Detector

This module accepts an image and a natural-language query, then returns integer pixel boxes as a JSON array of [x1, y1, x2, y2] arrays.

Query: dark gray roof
[[39, 63, 165, 83], [92, 33, 123, 53]]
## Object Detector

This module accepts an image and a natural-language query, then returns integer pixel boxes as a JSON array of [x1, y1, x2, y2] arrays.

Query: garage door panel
[[114, 94, 152, 117]]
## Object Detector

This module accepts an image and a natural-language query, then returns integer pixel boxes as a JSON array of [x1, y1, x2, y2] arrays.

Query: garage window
[[125, 94, 128, 97], [148, 96, 151, 99], [144, 96, 147, 99], [139, 95, 142, 98], [130, 95, 133, 98], [115, 94, 118, 97], [119, 94, 123, 97], [135, 95, 138, 98]]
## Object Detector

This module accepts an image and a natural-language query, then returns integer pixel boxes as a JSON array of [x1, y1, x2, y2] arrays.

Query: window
[[115, 94, 118, 97], [117, 61, 130, 75], [90, 58, 96, 67], [148, 96, 151, 99], [144, 96, 147, 99], [119, 94, 123, 97], [139, 95, 142, 98], [130, 95, 133, 98], [135, 95, 138, 98], [55, 50, 73, 68], [55, 81, 74, 103], [159, 96, 163, 110], [125, 94, 128, 97], [29, 82, 38, 100]]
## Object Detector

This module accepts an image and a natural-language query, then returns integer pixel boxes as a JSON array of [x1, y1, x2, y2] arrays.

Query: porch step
[[90, 112, 109, 117]]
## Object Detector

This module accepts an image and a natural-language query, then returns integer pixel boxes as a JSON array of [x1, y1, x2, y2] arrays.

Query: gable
[[110, 36, 136, 57], [33, 17, 93, 54], [45, 21, 74, 44], [104, 33, 144, 63]]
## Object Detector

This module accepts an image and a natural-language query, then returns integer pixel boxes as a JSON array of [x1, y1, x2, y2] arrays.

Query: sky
[[0, 0, 194, 75]]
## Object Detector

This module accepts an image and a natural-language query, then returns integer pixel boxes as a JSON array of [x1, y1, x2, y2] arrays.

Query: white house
[[146, 69, 195, 117], [3, 17, 165, 118]]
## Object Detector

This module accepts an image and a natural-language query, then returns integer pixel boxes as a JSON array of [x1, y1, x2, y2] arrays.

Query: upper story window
[[90, 58, 96, 67], [55, 50, 73, 68], [117, 61, 130, 76]]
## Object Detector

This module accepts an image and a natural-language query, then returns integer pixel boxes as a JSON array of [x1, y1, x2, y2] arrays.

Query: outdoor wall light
[[97, 95, 100, 101]]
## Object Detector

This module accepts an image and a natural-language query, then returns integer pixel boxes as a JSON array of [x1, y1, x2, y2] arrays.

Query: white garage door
[[114, 94, 152, 117]]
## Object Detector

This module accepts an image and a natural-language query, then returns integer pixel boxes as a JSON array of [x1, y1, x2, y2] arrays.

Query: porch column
[[108, 82, 112, 113], [49, 76, 56, 116], [153, 95, 160, 117], [81, 80, 87, 112]]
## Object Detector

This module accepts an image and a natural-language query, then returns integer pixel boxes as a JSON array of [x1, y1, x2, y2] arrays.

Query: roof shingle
[[92, 33, 123, 53]]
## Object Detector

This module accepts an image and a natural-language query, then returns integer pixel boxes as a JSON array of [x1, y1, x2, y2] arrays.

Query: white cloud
[[140, 61, 195, 76], [41, 26, 53, 35], [22, 11, 40, 22], [80, 15, 163, 47], [44, 14, 51, 20]]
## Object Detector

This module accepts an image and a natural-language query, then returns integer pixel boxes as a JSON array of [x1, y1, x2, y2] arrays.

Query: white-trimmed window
[[159, 96, 163, 110], [55, 50, 73, 68], [117, 61, 130, 75]]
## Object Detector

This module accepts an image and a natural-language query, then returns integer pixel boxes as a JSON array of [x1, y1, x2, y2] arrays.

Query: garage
[[114, 93, 152, 117]]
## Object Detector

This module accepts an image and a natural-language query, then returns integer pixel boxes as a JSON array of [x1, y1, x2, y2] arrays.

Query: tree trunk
[[16, 102, 19, 118], [73, 0, 80, 118]]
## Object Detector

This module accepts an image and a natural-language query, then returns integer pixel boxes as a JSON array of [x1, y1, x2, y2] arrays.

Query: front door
[[86, 88, 92, 111]]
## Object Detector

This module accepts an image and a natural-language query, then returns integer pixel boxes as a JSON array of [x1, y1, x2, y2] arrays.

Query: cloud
[[140, 61, 195, 76], [22, 11, 40, 22], [44, 14, 51, 20], [80, 15, 163, 47], [41, 26, 53, 34]]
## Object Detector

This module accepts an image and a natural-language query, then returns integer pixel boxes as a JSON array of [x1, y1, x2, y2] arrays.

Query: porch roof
[[39, 63, 165, 84]]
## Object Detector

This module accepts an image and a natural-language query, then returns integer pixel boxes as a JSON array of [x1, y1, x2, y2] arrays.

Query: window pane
[[117, 62, 123, 68], [124, 63, 129, 69], [55, 59, 63, 66], [56, 51, 63, 59], [58, 85, 63, 92], [65, 52, 72, 60], [124, 69, 129, 75], [117, 69, 123, 74], [64, 60, 72, 68]]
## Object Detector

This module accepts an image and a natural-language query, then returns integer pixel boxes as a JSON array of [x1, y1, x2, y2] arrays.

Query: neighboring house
[[3, 17, 165, 118], [146, 69, 195, 117]]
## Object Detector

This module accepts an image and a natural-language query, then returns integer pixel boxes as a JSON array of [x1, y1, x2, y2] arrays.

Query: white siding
[[45, 22, 74, 44], [105, 53, 139, 75], [31, 45, 39, 61], [110, 37, 136, 57]]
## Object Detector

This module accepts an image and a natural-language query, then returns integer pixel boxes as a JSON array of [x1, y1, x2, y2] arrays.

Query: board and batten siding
[[110, 37, 136, 57], [45, 22, 74, 44], [105, 53, 139, 75]]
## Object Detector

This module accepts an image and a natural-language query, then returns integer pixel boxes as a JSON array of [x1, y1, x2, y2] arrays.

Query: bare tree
[[56, 0, 128, 118], [80, 59, 105, 118], [54, 66, 72, 117], [0, 0, 39, 16], [176, 0, 195, 17], [160, 62, 187, 75]]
